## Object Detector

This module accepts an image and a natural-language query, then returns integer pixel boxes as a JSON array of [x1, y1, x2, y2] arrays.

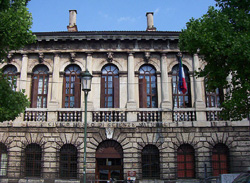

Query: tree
[[179, 0, 250, 120], [0, 0, 35, 122], [0, 0, 35, 61], [0, 73, 30, 121]]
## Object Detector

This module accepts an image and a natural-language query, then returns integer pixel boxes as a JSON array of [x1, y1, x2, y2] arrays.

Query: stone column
[[160, 53, 171, 109], [19, 54, 28, 92], [126, 52, 136, 108]]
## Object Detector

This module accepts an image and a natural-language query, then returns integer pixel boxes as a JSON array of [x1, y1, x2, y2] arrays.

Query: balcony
[[21, 108, 226, 123]]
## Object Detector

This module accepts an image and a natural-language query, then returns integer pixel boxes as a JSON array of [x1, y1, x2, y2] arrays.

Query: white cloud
[[154, 8, 160, 14], [117, 16, 136, 23]]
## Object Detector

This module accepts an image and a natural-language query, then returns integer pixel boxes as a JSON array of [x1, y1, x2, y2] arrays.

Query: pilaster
[[160, 53, 171, 109], [19, 54, 28, 93], [126, 52, 136, 108], [48, 53, 60, 109]]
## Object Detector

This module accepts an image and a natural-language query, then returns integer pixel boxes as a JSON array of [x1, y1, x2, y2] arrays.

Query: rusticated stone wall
[[0, 120, 249, 183]]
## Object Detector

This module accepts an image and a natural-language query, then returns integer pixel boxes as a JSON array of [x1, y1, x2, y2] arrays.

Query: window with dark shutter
[[62, 64, 81, 108], [0, 143, 7, 177], [141, 145, 160, 179], [177, 144, 195, 178], [139, 65, 157, 108], [60, 144, 78, 179], [100, 64, 119, 108], [172, 64, 191, 108], [25, 144, 42, 177], [212, 143, 229, 176], [31, 65, 49, 108]]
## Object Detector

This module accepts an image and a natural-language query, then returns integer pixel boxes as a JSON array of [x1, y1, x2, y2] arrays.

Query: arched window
[[212, 143, 229, 176], [0, 143, 7, 177], [96, 140, 123, 181], [205, 80, 224, 107], [31, 65, 49, 108], [3, 65, 17, 91], [172, 65, 191, 108], [139, 65, 157, 108], [177, 144, 195, 178], [141, 145, 160, 179], [101, 65, 119, 108], [62, 65, 81, 108], [60, 144, 77, 179], [25, 143, 42, 177]]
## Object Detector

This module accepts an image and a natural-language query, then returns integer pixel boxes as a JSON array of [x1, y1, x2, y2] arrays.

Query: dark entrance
[[96, 140, 123, 182]]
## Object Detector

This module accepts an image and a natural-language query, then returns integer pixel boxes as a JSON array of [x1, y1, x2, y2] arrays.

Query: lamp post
[[81, 69, 93, 183]]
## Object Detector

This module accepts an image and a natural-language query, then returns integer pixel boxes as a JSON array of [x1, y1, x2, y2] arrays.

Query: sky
[[27, 0, 217, 32]]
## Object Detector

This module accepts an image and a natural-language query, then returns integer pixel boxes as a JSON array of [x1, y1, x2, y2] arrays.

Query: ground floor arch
[[95, 140, 123, 182]]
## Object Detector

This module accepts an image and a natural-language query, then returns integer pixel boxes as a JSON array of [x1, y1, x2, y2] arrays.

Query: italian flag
[[178, 56, 187, 94]]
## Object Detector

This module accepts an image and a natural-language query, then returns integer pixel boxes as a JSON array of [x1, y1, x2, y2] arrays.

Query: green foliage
[[0, 0, 34, 121], [179, 0, 250, 120], [0, 0, 36, 61], [0, 71, 30, 122]]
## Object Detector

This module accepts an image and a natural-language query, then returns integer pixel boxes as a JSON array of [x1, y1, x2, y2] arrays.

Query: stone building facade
[[0, 11, 250, 183]]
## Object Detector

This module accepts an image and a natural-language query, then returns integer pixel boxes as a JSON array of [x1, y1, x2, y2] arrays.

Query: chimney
[[67, 10, 78, 32], [146, 12, 156, 31]]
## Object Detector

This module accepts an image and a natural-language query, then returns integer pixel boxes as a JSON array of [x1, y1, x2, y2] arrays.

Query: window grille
[[177, 144, 195, 178], [141, 145, 160, 179], [60, 144, 78, 179], [0, 143, 7, 177], [212, 143, 229, 176], [25, 143, 42, 177]]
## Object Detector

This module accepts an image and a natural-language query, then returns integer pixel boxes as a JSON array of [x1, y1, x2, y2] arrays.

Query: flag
[[178, 56, 187, 94]]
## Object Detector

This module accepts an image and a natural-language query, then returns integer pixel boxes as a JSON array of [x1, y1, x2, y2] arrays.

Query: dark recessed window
[[0, 143, 8, 177], [60, 144, 78, 179], [25, 143, 42, 177], [212, 143, 229, 176], [177, 144, 195, 178], [142, 145, 160, 179]]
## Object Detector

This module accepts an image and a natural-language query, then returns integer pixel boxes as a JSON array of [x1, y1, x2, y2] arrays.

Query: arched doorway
[[96, 140, 123, 182]]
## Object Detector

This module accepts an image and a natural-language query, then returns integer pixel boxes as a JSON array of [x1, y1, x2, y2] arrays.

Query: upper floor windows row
[[2, 63, 223, 109]]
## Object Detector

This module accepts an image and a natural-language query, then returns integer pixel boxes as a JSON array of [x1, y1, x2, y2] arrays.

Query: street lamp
[[81, 69, 93, 183]]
